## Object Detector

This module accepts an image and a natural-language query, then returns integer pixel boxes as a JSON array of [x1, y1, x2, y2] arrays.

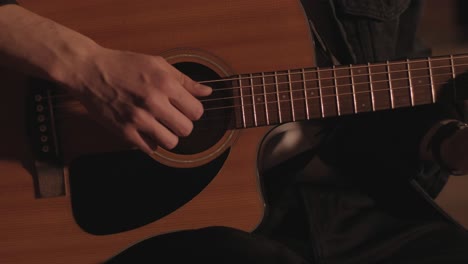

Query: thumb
[[173, 68, 213, 96], [178, 71, 213, 97]]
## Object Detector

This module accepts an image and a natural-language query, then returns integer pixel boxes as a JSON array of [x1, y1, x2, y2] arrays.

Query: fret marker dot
[[362, 104, 366, 107], [282, 95, 286, 99], [418, 80, 422, 84], [310, 91, 315, 95]]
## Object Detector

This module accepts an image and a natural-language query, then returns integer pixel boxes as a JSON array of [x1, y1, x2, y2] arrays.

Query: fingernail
[[202, 84, 213, 93]]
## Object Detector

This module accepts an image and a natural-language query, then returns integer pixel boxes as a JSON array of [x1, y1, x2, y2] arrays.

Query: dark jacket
[[312, 0, 464, 199]]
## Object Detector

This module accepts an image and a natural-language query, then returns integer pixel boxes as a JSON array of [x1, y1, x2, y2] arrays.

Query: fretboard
[[231, 54, 468, 129]]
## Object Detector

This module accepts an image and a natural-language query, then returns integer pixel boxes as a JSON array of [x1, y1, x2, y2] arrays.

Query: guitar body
[[0, 0, 315, 263]]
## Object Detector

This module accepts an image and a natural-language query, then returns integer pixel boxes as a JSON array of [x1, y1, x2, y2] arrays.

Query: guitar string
[[198, 55, 468, 86], [50, 70, 456, 111], [49, 78, 454, 123], [41, 60, 466, 102]]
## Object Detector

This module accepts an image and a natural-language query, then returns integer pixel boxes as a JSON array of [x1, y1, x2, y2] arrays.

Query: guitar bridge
[[27, 78, 65, 198]]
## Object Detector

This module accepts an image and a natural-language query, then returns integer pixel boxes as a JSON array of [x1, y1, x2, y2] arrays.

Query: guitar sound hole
[[172, 62, 233, 155]]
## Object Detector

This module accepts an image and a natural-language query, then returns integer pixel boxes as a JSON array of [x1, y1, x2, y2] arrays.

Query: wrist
[[49, 36, 102, 93]]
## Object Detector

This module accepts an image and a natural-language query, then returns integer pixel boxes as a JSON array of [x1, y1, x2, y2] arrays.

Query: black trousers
[[106, 222, 468, 264], [106, 182, 468, 264]]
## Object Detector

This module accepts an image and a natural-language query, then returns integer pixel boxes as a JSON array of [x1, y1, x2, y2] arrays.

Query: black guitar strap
[[299, 0, 355, 66]]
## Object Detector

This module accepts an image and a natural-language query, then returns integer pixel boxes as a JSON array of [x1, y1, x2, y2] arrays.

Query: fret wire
[[238, 75, 247, 128], [333, 66, 341, 116], [407, 59, 415, 107], [368, 63, 376, 111], [250, 74, 258, 126], [428, 57, 436, 103], [287, 70, 295, 121], [450, 54, 457, 100], [262, 72, 270, 125], [317, 67, 325, 118], [450, 55, 456, 79], [275, 72, 282, 123], [350, 65, 357, 113], [302, 68, 310, 120], [386, 61, 395, 109]]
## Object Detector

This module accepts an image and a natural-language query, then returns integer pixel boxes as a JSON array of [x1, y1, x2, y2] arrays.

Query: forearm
[[0, 4, 212, 152], [0, 4, 99, 90]]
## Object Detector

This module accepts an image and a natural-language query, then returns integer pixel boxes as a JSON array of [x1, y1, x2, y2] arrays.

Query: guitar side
[[0, 0, 315, 263]]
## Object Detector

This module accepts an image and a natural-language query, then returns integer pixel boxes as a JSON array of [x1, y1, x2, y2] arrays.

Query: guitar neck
[[230, 54, 468, 129]]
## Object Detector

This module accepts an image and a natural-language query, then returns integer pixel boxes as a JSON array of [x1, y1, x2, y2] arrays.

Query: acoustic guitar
[[1, 0, 466, 263]]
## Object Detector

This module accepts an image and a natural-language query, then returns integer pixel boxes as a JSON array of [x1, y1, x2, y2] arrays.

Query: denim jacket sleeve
[[317, 0, 462, 198], [0, 0, 17, 5]]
